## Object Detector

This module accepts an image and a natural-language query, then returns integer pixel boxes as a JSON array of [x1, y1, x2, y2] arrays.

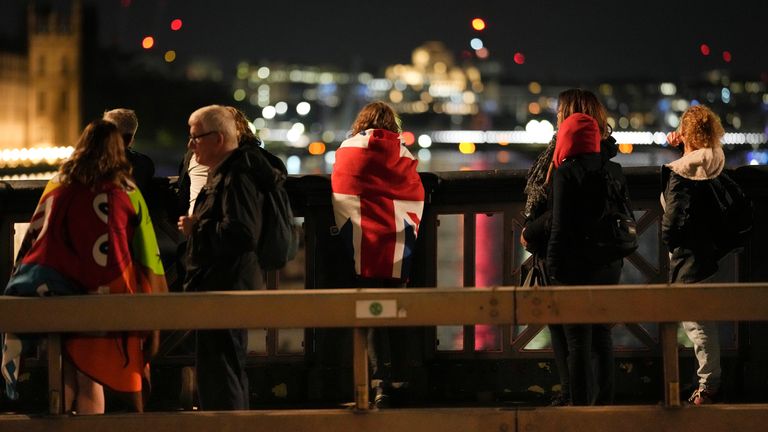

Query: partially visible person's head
[[188, 105, 238, 167], [60, 119, 132, 187], [226, 106, 258, 142], [350, 101, 401, 136], [557, 89, 610, 139], [679, 105, 724, 150], [103, 108, 138, 148]]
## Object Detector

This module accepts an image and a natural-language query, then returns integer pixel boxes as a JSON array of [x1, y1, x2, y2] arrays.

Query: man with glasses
[[177, 105, 277, 410]]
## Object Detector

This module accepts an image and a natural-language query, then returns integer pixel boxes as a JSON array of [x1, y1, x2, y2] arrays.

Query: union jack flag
[[331, 129, 425, 280]]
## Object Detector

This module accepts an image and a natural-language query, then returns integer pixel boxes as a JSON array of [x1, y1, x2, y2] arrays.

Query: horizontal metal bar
[[2, 405, 768, 432], [1, 283, 768, 333]]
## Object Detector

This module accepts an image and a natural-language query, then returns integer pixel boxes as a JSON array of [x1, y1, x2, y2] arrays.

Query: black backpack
[[710, 171, 753, 258], [254, 146, 299, 271], [584, 164, 639, 264]]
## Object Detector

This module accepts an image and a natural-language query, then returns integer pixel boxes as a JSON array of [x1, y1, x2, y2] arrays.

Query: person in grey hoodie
[[661, 104, 726, 405]]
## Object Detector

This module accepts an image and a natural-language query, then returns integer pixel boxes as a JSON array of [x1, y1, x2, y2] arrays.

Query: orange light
[[497, 150, 511, 163], [528, 102, 541, 115], [498, 141, 509, 146], [618, 143, 634, 154], [141, 36, 155, 49], [171, 19, 183, 31], [471, 18, 486, 31], [402, 131, 416, 146], [308, 141, 326, 155]]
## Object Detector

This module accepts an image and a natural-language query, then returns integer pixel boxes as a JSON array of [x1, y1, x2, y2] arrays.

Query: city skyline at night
[[1, 0, 767, 83]]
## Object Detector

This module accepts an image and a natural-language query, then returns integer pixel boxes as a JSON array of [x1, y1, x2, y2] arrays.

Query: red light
[[402, 131, 415, 146], [723, 50, 732, 63], [141, 36, 155, 50], [700, 43, 710, 56], [471, 18, 486, 31], [476, 47, 489, 59], [171, 19, 183, 31], [513, 52, 525, 65]]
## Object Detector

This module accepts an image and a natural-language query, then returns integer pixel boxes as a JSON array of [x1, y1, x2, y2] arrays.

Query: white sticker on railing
[[356, 300, 397, 318]]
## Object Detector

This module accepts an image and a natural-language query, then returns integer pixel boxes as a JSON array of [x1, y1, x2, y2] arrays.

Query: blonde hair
[[226, 106, 258, 141], [680, 105, 724, 150], [59, 120, 133, 188]]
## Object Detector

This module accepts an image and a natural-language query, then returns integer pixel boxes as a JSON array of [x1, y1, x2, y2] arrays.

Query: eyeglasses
[[188, 130, 218, 143]]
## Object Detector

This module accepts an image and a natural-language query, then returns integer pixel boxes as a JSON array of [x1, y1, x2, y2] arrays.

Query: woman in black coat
[[546, 112, 624, 406], [523, 89, 626, 406]]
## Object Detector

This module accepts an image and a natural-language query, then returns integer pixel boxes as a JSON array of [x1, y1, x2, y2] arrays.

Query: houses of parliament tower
[[0, 0, 81, 151]]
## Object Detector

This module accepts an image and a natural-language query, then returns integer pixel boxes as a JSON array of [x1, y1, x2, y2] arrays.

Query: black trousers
[[195, 328, 249, 410]]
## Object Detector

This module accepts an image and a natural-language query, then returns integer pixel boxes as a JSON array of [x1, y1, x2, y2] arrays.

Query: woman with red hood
[[546, 103, 625, 405]]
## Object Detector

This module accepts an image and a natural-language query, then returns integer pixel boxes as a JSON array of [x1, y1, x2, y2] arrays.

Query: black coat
[[545, 141, 625, 284], [126, 148, 155, 195], [661, 166, 722, 283], [183, 143, 280, 292]]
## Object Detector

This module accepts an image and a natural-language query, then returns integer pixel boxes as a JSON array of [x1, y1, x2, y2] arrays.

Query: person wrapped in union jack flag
[[331, 101, 424, 408]]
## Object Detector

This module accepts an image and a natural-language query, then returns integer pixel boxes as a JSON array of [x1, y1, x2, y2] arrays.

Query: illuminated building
[[0, 0, 81, 170]]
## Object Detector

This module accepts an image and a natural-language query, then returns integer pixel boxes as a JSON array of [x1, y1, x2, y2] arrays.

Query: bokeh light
[[459, 142, 476, 154], [141, 36, 154, 49], [700, 43, 710, 56], [723, 50, 732, 63], [170, 19, 183, 31], [402, 131, 416, 146], [513, 52, 525, 65], [418, 134, 432, 148], [470, 38, 484, 50], [164, 50, 176, 62], [308, 141, 326, 155], [476, 47, 489, 59], [471, 18, 486, 31], [296, 101, 311, 116]]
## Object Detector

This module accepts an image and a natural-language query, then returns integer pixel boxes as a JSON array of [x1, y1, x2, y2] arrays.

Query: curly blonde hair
[[680, 105, 724, 150]]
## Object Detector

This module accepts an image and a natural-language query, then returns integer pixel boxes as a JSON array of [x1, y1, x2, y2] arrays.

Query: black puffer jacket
[[545, 138, 625, 284], [661, 147, 726, 283], [183, 142, 281, 292]]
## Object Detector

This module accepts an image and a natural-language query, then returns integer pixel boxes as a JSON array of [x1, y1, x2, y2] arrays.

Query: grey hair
[[103, 108, 138, 139], [188, 105, 237, 147]]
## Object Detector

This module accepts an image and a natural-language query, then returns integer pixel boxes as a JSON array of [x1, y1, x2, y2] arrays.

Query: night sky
[[1, 0, 767, 83]]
